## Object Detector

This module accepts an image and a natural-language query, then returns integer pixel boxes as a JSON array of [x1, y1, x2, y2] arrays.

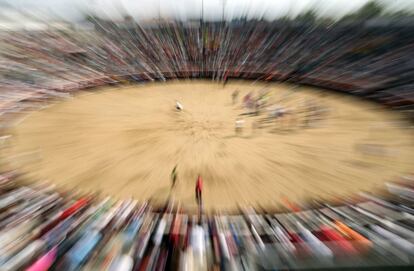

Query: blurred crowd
[[1, 16, 414, 270], [0, 172, 413, 270], [0, 19, 414, 120]]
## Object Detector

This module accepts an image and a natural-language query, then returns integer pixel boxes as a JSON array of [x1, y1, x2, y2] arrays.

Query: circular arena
[[2, 81, 414, 212], [1, 5, 414, 270]]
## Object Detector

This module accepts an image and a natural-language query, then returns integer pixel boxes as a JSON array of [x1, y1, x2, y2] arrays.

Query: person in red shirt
[[195, 175, 203, 206]]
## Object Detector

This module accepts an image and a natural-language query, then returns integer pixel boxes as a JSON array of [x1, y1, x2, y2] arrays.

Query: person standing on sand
[[243, 92, 252, 109], [232, 89, 239, 105], [195, 175, 203, 206], [171, 165, 178, 188], [235, 118, 245, 136], [175, 100, 183, 111]]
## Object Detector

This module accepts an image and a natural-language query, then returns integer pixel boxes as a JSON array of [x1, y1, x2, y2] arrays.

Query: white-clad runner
[[176, 100, 183, 111]]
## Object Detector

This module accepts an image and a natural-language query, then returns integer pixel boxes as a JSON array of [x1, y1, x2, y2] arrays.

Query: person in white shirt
[[235, 118, 245, 135], [191, 224, 206, 270], [176, 100, 183, 111]]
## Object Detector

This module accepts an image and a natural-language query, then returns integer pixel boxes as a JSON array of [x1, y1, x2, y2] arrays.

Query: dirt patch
[[2, 80, 414, 211]]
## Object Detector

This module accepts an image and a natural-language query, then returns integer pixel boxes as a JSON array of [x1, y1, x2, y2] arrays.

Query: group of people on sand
[[233, 88, 280, 135], [170, 165, 203, 209], [231, 87, 328, 134]]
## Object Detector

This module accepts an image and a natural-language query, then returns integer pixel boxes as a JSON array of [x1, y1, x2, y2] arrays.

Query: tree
[[341, 1, 384, 22], [296, 10, 317, 23]]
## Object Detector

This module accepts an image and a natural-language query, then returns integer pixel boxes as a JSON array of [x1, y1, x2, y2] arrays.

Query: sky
[[0, 0, 413, 24]]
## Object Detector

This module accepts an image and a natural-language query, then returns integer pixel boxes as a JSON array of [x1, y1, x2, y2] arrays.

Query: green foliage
[[341, 1, 384, 22]]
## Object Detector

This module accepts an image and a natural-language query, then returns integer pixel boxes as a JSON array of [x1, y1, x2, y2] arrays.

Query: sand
[[1, 80, 414, 212]]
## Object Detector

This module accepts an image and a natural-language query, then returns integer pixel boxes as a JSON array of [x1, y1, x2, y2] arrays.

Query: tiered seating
[[0, 17, 414, 270], [0, 20, 412, 116], [0, 172, 413, 270]]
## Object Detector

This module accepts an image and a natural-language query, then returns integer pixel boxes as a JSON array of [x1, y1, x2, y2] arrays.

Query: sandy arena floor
[[1, 80, 414, 212]]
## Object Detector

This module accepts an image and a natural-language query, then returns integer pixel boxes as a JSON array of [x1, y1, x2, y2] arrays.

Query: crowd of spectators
[[0, 18, 413, 118], [0, 17, 414, 270], [0, 172, 413, 270]]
